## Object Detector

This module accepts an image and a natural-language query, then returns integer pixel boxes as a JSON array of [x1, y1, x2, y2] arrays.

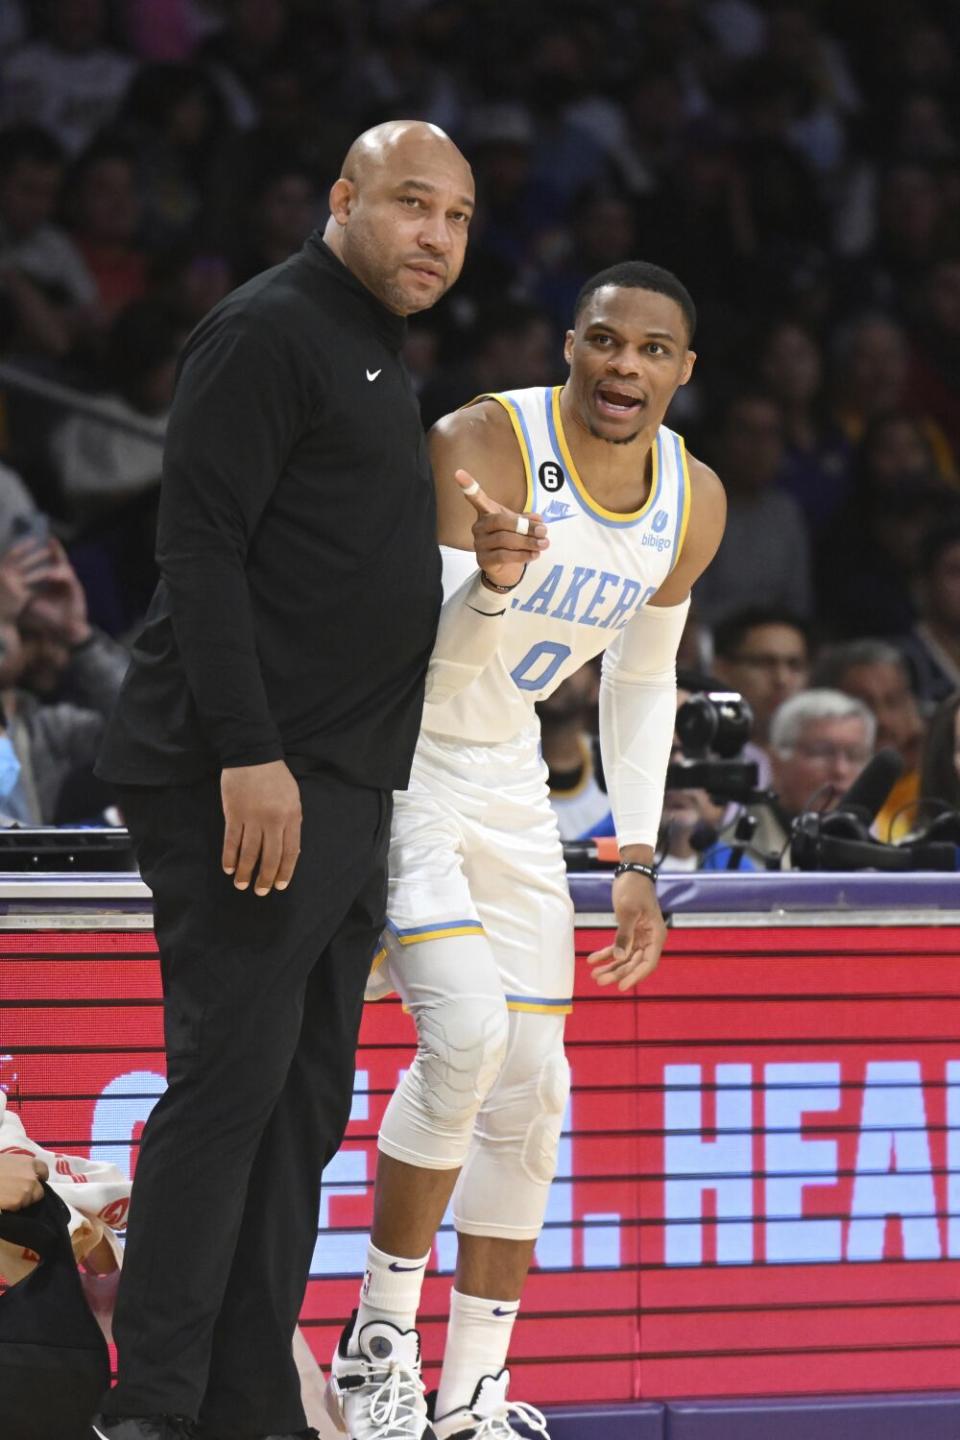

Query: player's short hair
[[574, 261, 697, 343]]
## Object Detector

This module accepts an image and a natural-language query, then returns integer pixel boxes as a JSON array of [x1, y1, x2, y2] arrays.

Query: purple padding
[[544, 1403, 664, 1438], [665, 1392, 960, 1440]]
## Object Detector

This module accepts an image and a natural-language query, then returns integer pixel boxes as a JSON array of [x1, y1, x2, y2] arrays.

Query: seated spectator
[[0, 0, 134, 156], [902, 516, 960, 705], [538, 661, 612, 841], [0, 123, 95, 358], [757, 317, 852, 533], [832, 313, 956, 481], [747, 689, 876, 865], [232, 164, 319, 284], [906, 256, 960, 460], [818, 411, 952, 636], [712, 606, 812, 787], [918, 692, 960, 814], [115, 62, 232, 249], [0, 537, 127, 825], [812, 639, 924, 838], [693, 393, 814, 624], [65, 137, 148, 325], [148, 241, 235, 328], [50, 298, 179, 518], [0, 458, 42, 551], [420, 300, 556, 428]]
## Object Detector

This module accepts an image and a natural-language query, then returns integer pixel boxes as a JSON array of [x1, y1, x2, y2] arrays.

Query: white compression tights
[[377, 934, 571, 1241]]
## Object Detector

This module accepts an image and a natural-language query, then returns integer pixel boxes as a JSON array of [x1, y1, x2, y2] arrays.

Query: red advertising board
[[2, 921, 960, 1404]]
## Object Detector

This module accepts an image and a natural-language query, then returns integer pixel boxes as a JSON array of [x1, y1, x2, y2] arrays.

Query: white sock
[[352, 1240, 430, 1346], [435, 1288, 519, 1418]]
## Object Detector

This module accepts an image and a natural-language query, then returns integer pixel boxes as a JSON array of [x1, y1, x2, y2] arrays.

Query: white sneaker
[[326, 1313, 434, 1440], [432, 1371, 549, 1438]]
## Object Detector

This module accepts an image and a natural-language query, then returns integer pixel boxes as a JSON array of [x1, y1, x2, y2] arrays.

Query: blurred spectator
[[538, 661, 611, 842], [0, 458, 43, 551], [918, 691, 960, 814], [199, 0, 298, 130], [0, 537, 127, 824], [420, 300, 556, 428], [50, 299, 178, 517], [0, 0, 135, 155], [147, 241, 235, 328], [753, 688, 876, 864], [64, 137, 148, 324], [812, 639, 924, 839], [693, 393, 813, 623], [232, 165, 320, 284], [0, 123, 95, 358], [115, 62, 231, 248], [819, 410, 952, 637], [902, 516, 960, 706], [907, 256, 960, 458], [832, 312, 956, 479], [535, 187, 640, 338], [712, 607, 811, 787], [757, 317, 851, 532]]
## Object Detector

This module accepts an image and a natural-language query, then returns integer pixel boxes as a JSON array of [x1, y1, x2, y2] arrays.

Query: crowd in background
[[1, 0, 960, 846]]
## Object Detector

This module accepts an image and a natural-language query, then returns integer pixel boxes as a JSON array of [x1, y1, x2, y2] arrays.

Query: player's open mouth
[[595, 384, 644, 419]]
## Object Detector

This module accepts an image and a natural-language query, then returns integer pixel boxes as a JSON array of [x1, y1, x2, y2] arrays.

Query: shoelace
[[473, 1399, 550, 1438], [363, 1359, 428, 1439]]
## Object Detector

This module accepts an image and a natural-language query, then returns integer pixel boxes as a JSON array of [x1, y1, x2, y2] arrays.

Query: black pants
[[102, 769, 390, 1436]]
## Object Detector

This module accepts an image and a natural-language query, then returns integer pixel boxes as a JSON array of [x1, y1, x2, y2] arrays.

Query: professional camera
[[666, 691, 766, 805]]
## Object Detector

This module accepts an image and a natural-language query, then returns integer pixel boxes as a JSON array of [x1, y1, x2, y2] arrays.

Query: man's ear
[[327, 177, 355, 227], [679, 348, 697, 386], [563, 329, 575, 366]]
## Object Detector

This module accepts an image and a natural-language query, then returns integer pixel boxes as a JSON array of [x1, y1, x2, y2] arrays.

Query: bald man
[[92, 122, 474, 1440]]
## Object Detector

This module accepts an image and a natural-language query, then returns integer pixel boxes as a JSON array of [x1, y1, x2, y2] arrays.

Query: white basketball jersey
[[422, 384, 691, 744]]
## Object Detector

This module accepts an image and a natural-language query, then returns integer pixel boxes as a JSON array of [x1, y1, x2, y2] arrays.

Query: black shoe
[[91, 1417, 197, 1440]]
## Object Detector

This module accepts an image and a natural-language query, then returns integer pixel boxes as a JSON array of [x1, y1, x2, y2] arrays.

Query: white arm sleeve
[[599, 597, 690, 849], [424, 546, 509, 705]]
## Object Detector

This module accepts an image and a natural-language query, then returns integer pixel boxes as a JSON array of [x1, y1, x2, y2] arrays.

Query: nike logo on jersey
[[366, 368, 382, 381], [492, 1306, 519, 1317], [467, 604, 506, 617], [542, 499, 574, 522], [389, 1259, 427, 1272]]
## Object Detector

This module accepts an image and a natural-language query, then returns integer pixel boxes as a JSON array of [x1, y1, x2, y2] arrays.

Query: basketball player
[[327, 262, 726, 1439]]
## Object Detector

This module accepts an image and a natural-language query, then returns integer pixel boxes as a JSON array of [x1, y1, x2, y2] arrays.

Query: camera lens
[[676, 691, 753, 758]]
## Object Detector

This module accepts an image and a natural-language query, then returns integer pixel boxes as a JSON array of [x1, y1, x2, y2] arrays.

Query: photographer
[[659, 674, 758, 871]]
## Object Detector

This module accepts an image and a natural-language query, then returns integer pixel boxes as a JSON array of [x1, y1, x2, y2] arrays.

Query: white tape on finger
[[462, 479, 481, 496], [515, 514, 530, 537]]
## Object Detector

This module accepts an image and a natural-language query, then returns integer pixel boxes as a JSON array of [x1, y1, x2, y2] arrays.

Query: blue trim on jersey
[[668, 430, 686, 571], [543, 390, 666, 529], [501, 393, 537, 484]]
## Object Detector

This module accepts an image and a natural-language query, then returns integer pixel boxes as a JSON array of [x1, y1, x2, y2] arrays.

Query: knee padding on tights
[[522, 1048, 571, 1185], [453, 1017, 571, 1238], [379, 993, 509, 1168], [414, 997, 509, 1127]]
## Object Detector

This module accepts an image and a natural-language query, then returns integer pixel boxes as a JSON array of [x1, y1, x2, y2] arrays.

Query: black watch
[[613, 861, 658, 883]]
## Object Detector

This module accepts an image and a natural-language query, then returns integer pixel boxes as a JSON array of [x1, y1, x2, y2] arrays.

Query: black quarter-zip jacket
[[97, 235, 442, 791]]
